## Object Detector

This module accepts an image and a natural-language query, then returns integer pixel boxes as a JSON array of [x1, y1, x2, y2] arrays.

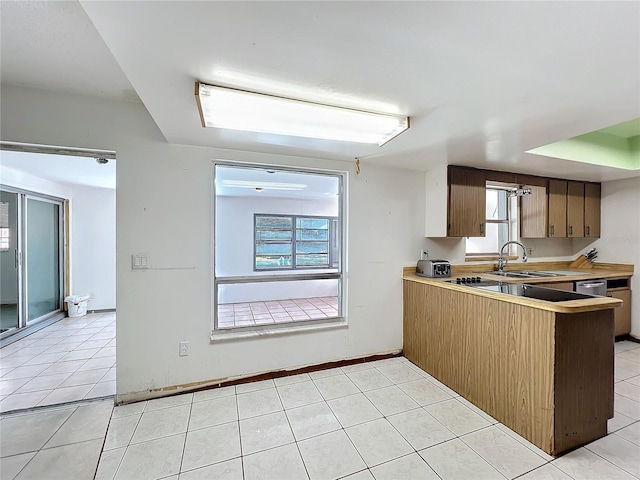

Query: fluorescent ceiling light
[[195, 83, 409, 146], [220, 180, 307, 191]]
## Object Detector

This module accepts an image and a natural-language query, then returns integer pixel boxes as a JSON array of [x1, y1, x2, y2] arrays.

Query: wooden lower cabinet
[[608, 288, 631, 336], [403, 280, 614, 455]]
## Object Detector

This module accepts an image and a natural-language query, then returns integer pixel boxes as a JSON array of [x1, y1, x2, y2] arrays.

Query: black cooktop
[[474, 283, 597, 302]]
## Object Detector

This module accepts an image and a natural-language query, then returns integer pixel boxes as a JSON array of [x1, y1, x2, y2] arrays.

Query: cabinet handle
[[586, 225, 590, 236], [480, 222, 485, 235], [550, 225, 555, 236], [569, 225, 573, 236]]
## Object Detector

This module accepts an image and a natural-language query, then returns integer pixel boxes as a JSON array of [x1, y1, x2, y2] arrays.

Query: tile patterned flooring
[[1, 341, 639, 480], [218, 297, 339, 328], [0, 312, 116, 413]]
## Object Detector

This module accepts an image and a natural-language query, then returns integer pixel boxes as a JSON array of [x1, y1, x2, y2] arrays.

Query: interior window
[[214, 163, 344, 331], [254, 214, 336, 270]]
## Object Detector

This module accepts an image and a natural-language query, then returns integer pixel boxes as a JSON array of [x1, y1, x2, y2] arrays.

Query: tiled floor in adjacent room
[[0, 312, 116, 413], [1, 342, 639, 479], [217, 297, 339, 328]]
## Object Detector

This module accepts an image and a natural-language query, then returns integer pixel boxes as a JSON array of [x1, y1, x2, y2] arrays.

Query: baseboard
[[116, 349, 404, 405], [616, 334, 640, 343]]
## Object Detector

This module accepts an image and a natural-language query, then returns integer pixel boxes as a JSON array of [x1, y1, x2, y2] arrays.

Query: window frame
[[212, 160, 347, 338], [253, 213, 337, 271], [465, 186, 512, 257], [0, 201, 9, 251]]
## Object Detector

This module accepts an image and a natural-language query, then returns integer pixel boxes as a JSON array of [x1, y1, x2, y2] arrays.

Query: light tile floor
[[1, 342, 639, 480], [0, 312, 116, 413], [218, 297, 339, 328]]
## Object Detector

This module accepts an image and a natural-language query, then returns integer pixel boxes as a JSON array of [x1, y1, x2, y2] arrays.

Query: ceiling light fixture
[[220, 180, 307, 191], [195, 82, 409, 146]]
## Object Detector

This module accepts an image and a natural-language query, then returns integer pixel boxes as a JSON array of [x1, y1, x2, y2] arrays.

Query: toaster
[[416, 259, 451, 278]]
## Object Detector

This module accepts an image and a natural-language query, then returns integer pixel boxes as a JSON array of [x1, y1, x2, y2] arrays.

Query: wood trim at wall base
[[115, 350, 403, 405]]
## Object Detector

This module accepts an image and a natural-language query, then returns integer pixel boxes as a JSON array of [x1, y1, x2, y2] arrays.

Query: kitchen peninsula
[[403, 263, 633, 456]]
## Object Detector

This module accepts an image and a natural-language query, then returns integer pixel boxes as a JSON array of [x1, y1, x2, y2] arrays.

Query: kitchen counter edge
[[402, 271, 623, 314]]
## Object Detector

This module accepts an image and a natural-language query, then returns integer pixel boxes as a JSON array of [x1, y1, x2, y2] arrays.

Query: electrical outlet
[[89, 292, 95, 300], [420, 250, 429, 260], [179, 341, 189, 356]]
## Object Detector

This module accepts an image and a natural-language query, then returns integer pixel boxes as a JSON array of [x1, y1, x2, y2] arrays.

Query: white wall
[[1, 85, 425, 401], [592, 177, 640, 337], [1, 165, 74, 199], [216, 195, 338, 303], [71, 185, 116, 310], [216, 195, 338, 276], [0, 163, 116, 311]]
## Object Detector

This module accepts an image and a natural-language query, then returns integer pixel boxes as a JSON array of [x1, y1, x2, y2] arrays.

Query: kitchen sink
[[492, 272, 533, 278], [491, 270, 564, 278]]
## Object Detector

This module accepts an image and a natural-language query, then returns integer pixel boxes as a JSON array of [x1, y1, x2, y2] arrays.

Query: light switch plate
[[132, 253, 149, 270]]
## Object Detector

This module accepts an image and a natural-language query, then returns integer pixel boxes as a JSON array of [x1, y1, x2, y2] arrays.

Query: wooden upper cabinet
[[566, 181, 585, 238], [447, 167, 486, 237], [520, 185, 547, 238], [584, 183, 601, 238], [548, 180, 567, 238]]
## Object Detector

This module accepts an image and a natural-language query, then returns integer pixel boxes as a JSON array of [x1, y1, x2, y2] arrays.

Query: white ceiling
[[0, 150, 116, 189], [1, 1, 639, 182]]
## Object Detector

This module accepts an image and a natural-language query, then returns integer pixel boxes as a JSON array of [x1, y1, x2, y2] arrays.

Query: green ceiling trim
[[599, 118, 640, 139], [527, 119, 640, 170]]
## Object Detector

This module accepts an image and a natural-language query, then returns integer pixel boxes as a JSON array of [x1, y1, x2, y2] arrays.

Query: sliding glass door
[[0, 187, 65, 337], [26, 197, 62, 323]]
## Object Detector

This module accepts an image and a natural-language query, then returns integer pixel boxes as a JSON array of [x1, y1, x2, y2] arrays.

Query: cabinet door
[[584, 183, 601, 238], [520, 185, 547, 238], [448, 168, 486, 237], [608, 289, 631, 336], [548, 179, 567, 237], [566, 181, 585, 238]]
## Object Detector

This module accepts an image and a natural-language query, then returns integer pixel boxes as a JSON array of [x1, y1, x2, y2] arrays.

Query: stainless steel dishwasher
[[575, 279, 607, 296]]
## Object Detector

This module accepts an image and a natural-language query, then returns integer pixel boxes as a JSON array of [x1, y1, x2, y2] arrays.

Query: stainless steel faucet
[[497, 241, 528, 272]]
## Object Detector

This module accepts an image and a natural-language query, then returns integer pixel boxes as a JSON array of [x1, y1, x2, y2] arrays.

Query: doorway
[[0, 146, 116, 412], [0, 189, 65, 336]]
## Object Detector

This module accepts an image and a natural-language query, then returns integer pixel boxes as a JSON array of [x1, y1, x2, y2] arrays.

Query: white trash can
[[65, 295, 90, 317]]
